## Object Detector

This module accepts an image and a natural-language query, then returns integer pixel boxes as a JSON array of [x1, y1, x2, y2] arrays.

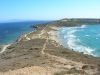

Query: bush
[[8, 46, 15, 49], [62, 51, 69, 54]]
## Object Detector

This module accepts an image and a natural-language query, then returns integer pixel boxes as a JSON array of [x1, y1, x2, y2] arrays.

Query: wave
[[85, 35, 90, 36], [67, 36, 94, 55], [59, 26, 95, 56], [81, 25, 86, 28]]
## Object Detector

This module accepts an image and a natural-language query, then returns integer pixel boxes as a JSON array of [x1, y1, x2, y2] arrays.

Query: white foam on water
[[81, 25, 86, 28], [59, 27, 95, 56], [67, 36, 94, 55], [77, 39, 80, 42], [85, 35, 90, 36], [96, 38, 98, 39]]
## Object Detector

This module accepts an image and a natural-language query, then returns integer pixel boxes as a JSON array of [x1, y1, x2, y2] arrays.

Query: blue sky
[[0, 0, 100, 22]]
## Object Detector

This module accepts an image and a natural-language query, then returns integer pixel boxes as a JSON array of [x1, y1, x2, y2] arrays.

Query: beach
[[0, 19, 100, 75]]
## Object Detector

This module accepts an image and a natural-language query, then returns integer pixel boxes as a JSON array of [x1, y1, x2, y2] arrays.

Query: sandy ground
[[0, 25, 100, 75], [0, 66, 60, 75]]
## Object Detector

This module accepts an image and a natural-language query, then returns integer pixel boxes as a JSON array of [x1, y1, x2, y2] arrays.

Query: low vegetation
[[33, 18, 100, 28], [54, 70, 86, 75], [7, 46, 15, 49]]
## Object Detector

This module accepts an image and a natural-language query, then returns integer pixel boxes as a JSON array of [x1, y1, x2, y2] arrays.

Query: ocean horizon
[[0, 21, 50, 45], [58, 24, 100, 57]]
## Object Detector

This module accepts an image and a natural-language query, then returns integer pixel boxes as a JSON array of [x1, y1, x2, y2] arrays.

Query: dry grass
[[54, 70, 86, 75], [0, 66, 60, 75]]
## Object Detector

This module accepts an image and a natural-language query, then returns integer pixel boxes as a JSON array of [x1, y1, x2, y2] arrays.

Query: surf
[[58, 25, 100, 57]]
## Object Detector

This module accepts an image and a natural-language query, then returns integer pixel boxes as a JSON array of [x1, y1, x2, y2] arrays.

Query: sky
[[0, 0, 100, 22]]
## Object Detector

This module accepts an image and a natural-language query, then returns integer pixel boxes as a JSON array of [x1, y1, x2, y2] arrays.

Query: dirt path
[[40, 30, 85, 70], [41, 38, 48, 55], [0, 25, 97, 75], [38, 25, 48, 38]]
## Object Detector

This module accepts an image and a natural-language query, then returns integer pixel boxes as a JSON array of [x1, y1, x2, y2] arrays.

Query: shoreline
[[57, 25, 100, 57], [0, 19, 100, 57], [0, 44, 11, 53], [0, 19, 100, 74], [0, 24, 99, 58], [0, 25, 62, 53], [16, 24, 99, 58], [17, 25, 62, 45]]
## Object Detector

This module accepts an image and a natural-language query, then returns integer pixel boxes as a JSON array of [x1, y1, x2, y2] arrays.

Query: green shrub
[[8, 46, 15, 49], [62, 51, 69, 54]]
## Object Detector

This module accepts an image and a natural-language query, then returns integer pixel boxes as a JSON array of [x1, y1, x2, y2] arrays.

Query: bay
[[58, 25, 100, 57]]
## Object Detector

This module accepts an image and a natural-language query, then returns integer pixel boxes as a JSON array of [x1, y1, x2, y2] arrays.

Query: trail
[[40, 28, 85, 70], [0, 25, 96, 75], [38, 25, 48, 38], [41, 38, 48, 55], [41, 39, 84, 70], [0, 44, 10, 53]]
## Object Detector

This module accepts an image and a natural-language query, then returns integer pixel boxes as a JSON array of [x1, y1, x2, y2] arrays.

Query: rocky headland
[[0, 18, 100, 75]]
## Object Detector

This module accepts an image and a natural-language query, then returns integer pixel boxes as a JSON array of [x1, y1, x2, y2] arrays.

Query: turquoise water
[[0, 21, 49, 45], [58, 25, 100, 57]]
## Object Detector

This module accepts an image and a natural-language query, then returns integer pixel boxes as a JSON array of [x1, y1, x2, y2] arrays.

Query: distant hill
[[32, 18, 100, 27]]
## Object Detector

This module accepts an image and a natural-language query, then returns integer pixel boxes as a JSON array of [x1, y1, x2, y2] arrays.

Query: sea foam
[[58, 26, 96, 56], [81, 25, 86, 28]]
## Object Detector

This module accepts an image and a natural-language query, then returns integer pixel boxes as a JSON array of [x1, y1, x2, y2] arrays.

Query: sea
[[0, 21, 50, 45], [1, 21, 100, 57], [58, 25, 100, 57]]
